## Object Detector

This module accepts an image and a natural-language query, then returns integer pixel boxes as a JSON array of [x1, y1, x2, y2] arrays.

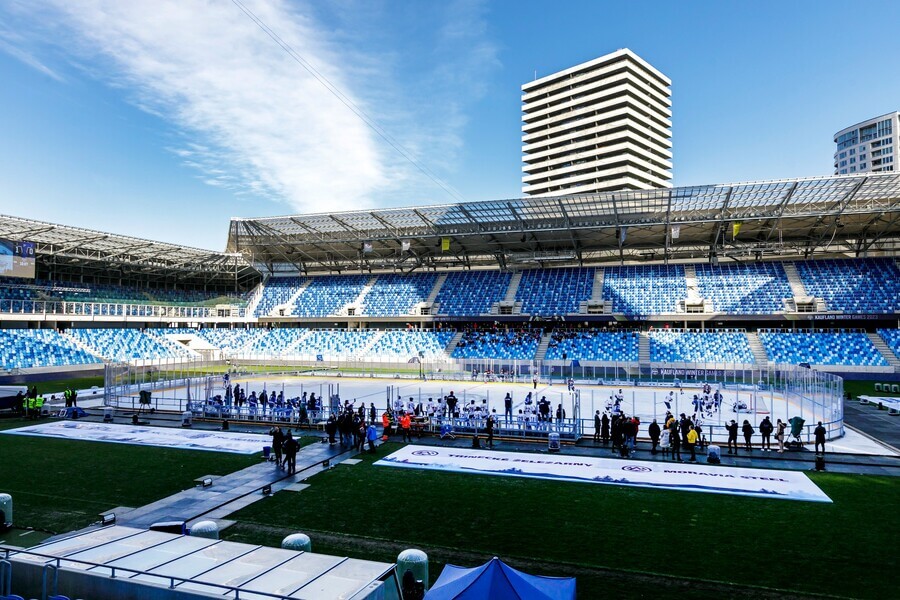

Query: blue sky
[[1, 0, 899, 251]]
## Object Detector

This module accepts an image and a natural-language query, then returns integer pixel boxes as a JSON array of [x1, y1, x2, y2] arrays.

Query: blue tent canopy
[[424, 557, 576, 600]]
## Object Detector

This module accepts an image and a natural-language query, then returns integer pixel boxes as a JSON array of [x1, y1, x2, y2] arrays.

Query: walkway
[[117, 441, 355, 529], [842, 399, 900, 451]]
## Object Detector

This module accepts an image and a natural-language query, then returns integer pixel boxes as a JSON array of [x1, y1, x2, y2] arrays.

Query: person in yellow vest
[[686, 424, 699, 463], [27, 395, 37, 419], [34, 396, 45, 418]]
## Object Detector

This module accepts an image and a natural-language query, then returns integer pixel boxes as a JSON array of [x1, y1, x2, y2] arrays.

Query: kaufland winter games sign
[[375, 445, 831, 503]]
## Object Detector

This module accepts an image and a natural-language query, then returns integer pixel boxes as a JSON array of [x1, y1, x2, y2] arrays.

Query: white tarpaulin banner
[[375, 445, 831, 503], [2, 421, 269, 454]]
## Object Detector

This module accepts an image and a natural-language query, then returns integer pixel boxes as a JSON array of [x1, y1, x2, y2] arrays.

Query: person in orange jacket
[[400, 412, 412, 443], [381, 411, 392, 441]]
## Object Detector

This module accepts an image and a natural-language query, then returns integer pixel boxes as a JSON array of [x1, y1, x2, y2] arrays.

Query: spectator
[[670, 419, 682, 462], [686, 424, 699, 462], [283, 431, 299, 474], [726, 420, 739, 454], [742, 420, 755, 452], [486, 412, 496, 449], [776, 418, 787, 453], [325, 415, 337, 445], [600, 412, 610, 445], [366, 422, 378, 453], [400, 412, 412, 443], [269, 426, 285, 469], [759, 417, 773, 451], [814, 421, 826, 454], [659, 425, 671, 459], [648, 419, 661, 454]]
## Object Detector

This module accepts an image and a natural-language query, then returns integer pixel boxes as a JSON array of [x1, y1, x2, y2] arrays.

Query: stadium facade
[[521, 48, 673, 196], [1, 172, 899, 447]]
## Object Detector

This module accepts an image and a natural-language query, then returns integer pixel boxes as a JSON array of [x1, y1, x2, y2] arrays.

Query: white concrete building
[[833, 111, 898, 175], [522, 48, 672, 196]]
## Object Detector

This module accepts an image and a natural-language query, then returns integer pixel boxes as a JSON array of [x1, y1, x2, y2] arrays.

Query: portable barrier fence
[[103, 356, 844, 442]]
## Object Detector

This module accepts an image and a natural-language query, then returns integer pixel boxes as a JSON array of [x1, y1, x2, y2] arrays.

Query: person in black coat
[[648, 419, 661, 454], [601, 412, 610, 445], [269, 426, 285, 468], [669, 420, 682, 461], [814, 421, 827, 454], [759, 417, 774, 451], [742, 420, 755, 452], [610, 414, 622, 454], [325, 415, 337, 445], [283, 431, 299, 474], [726, 420, 739, 454], [593, 410, 602, 443]]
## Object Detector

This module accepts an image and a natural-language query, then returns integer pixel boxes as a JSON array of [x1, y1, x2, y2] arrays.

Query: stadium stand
[[293, 329, 377, 359], [694, 262, 792, 314], [362, 273, 439, 316], [603, 265, 686, 316], [0, 277, 246, 307], [254, 276, 305, 317], [69, 328, 194, 361], [175, 327, 264, 352], [877, 329, 900, 359], [649, 330, 755, 364], [452, 330, 542, 360], [0, 329, 99, 369], [758, 331, 889, 366], [245, 328, 309, 356], [293, 275, 370, 317], [367, 330, 455, 360], [795, 258, 900, 313], [435, 271, 512, 316], [545, 329, 639, 362], [515, 267, 594, 316]]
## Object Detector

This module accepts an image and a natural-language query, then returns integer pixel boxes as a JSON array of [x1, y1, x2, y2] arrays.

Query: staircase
[[244, 280, 266, 317], [426, 274, 448, 303], [867, 332, 900, 369], [590, 268, 605, 301], [260, 277, 311, 317], [684, 265, 701, 300], [745, 332, 769, 368], [341, 276, 378, 315], [358, 330, 386, 359], [504, 272, 523, 301], [782, 262, 809, 297], [145, 330, 200, 358], [280, 329, 315, 357], [61, 331, 106, 361], [638, 332, 650, 363], [443, 331, 465, 356], [535, 333, 553, 361], [232, 329, 268, 355]]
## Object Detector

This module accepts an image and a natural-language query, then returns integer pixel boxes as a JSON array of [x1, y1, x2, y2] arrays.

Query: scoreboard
[[0, 239, 36, 279]]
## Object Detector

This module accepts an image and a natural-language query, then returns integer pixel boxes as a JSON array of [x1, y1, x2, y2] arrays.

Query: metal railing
[[0, 299, 246, 319], [0, 546, 396, 600]]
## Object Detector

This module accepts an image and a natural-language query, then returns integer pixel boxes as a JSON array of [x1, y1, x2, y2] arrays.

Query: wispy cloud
[[0, 22, 65, 82], [6, 0, 499, 211]]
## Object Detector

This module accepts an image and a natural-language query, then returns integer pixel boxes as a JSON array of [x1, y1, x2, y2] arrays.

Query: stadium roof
[[229, 173, 900, 274], [0, 214, 259, 287]]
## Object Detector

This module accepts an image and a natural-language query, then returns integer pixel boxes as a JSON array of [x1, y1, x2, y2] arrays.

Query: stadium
[[1, 171, 899, 599]]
